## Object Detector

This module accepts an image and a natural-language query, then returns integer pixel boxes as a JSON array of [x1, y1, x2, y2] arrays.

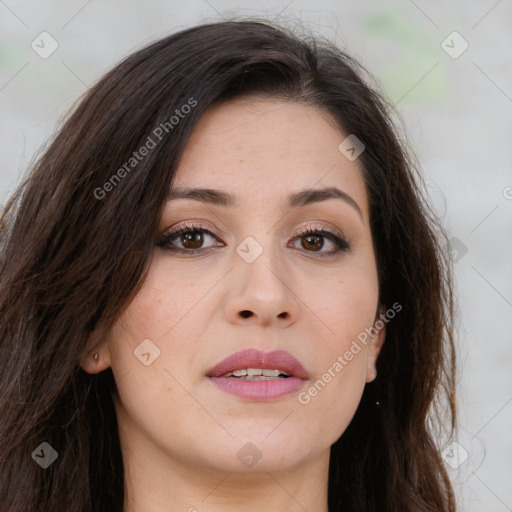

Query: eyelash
[[157, 222, 351, 256]]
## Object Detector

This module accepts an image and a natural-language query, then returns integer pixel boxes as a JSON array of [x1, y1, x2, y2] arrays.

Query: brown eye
[[158, 224, 349, 256], [290, 227, 350, 255], [181, 231, 204, 250], [158, 224, 224, 253], [301, 234, 324, 251]]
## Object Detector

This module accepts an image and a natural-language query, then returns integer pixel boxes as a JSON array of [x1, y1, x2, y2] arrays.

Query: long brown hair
[[0, 19, 456, 511]]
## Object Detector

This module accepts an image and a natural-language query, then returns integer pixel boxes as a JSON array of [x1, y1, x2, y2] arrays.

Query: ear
[[79, 322, 112, 374], [365, 308, 387, 383]]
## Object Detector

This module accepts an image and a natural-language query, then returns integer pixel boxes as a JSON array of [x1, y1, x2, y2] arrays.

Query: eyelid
[[289, 225, 350, 256], [158, 220, 350, 254], [164, 220, 346, 240], [290, 221, 346, 242], [165, 221, 224, 241]]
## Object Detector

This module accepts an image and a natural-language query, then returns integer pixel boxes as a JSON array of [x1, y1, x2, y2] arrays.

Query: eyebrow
[[167, 186, 363, 221]]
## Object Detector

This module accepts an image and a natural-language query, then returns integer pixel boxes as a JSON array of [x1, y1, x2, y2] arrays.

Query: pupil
[[303, 235, 322, 251], [183, 232, 203, 249]]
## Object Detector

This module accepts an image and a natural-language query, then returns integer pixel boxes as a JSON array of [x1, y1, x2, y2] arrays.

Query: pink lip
[[206, 348, 309, 401]]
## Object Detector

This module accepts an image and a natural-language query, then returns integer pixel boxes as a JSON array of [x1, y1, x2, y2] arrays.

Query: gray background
[[1, 1, 511, 510]]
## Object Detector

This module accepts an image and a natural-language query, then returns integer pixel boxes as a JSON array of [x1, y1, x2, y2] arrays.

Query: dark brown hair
[[0, 19, 456, 511]]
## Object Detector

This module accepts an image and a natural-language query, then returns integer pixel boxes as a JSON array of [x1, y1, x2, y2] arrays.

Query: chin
[[212, 432, 316, 473]]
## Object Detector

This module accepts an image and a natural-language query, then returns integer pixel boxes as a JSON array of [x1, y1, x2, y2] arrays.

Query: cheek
[[113, 256, 218, 342], [292, 257, 378, 434], [104, 260, 200, 395], [105, 269, 205, 448], [297, 357, 367, 447], [299, 253, 379, 346], [296, 304, 372, 444]]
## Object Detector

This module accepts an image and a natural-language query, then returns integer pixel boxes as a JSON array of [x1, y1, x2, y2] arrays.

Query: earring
[[93, 353, 99, 360]]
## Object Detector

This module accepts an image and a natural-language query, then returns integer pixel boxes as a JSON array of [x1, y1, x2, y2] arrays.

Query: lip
[[206, 348, 309, 401]]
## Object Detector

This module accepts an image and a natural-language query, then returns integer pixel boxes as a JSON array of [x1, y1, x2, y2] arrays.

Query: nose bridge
[[225, 229, 300, 325], [236, 231, 287, 296]]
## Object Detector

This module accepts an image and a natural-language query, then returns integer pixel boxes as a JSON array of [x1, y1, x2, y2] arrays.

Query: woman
[[0, 19, 457, 512]]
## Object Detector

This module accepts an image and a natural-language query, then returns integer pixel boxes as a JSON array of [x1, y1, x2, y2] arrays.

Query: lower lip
[[208, 376, 306, 401]]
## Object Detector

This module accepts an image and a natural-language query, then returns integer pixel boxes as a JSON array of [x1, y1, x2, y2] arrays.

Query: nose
[[223, 243, 300, 328]]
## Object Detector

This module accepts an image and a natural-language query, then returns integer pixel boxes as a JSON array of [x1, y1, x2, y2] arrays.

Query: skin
[[82, 97, 386, 512]]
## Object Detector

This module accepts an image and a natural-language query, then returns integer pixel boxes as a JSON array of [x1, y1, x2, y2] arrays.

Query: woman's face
[[85, 97, 385, 477]]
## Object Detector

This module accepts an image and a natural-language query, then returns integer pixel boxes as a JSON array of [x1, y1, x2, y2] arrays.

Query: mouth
[[206, 348, 309, 401], [218, 368, 291, 380]]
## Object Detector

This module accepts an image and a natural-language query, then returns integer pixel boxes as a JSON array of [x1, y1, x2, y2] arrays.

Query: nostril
[[240, 310, 252, 318]]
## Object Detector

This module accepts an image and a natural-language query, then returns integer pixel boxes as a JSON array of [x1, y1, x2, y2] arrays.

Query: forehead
[[172, 97, 369, 215]]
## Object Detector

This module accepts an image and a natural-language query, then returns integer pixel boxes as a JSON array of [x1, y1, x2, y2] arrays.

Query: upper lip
[[206, 348, 309, 379]]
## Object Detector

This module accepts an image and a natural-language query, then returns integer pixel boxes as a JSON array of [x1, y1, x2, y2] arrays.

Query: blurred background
[[1, 1, 511, 510]]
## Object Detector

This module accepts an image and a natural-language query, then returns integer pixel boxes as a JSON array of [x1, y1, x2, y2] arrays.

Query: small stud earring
[[93, 353, 99, 360]]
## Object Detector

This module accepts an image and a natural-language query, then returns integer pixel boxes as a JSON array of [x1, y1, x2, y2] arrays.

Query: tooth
[[222, 368, 290, 378], [262, 369, 281, 377]]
